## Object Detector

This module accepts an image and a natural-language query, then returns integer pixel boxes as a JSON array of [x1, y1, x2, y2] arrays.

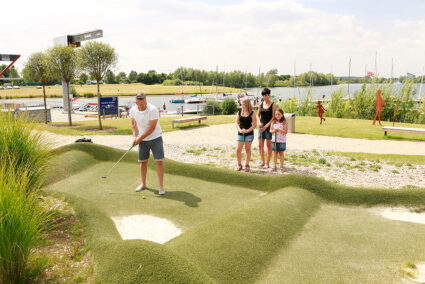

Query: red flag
[[367, 72, 375, 77]]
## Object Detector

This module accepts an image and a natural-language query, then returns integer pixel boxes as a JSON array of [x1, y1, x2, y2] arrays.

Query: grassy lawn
[[43, 143, 425, 283], [329, 151, 425, 165], [35, 115, 235, 135], [37, 114, 425, 142], [296, 116, 425, 142], [0, 83, 242, 99]]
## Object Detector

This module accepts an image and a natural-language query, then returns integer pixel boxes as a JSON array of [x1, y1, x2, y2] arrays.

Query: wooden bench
[[172, 116, 207, 128], [382, 126, 425, 136]]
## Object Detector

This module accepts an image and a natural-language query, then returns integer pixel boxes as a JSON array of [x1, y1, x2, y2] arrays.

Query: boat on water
[[185, 94, 206, 104], [171, 93, 185, 103], [185, 98, 206, 104]]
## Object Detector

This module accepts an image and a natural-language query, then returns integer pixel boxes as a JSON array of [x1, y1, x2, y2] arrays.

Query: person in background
[[235, 98, 257, 172], [270, 108, 288, 173], [257, 88, 276, 168]]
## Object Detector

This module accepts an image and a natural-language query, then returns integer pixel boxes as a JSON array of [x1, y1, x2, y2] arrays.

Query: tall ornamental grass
[[0, 111, 51, 190], [0, 160, 50, 283], [327, 87, 345, 118]]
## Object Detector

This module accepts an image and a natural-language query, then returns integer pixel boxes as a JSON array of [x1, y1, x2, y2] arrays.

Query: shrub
[[222, 98, 238, 115], [0, 111, 51, 189], [280, 96, 297, 114], [297, 89, 315, 116], [327, 87, 345, 118], [0, 161, 51, 283], [203, 100, 222, 115], [83, 92, 95, 98], [162, 79, 183, 86], [71, 86, 78, 97]]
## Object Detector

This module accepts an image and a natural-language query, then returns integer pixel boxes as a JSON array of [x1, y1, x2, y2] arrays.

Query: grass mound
[[167, 187, 320, 283]]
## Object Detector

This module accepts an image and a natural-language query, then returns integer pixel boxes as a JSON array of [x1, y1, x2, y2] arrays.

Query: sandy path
[[44, 123, 425, 155], [164, 124, 425, 155]]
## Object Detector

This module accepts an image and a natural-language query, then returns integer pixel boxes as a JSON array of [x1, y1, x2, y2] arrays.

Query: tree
[[105, 70, 116, 84], [128, 70, 137, 82], [79, 73, 88, 85], [77, 41, 118, 130], [48, 46, 77, 126], [116, 72, 127, 84], [23, 51, 51, 124]]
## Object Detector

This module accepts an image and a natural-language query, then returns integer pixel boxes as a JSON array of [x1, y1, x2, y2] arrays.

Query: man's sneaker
[[158, 188, 166, 195], [135, 185, 147, 192]]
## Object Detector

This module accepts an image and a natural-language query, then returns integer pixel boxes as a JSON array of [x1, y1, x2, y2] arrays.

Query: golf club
[[101, 144, 134, 179], [242, 133, 245, 163], [274, 132, 277, 170]]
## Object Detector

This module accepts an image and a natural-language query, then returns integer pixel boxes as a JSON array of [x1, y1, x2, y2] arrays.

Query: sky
[[2, 0, 425, 77]]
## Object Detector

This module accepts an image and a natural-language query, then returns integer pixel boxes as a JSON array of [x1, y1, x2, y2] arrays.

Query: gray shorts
[[138, 136, 164, 162]]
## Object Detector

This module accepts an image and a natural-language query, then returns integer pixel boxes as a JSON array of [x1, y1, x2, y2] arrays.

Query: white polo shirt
[[129, 103, 162, 141]]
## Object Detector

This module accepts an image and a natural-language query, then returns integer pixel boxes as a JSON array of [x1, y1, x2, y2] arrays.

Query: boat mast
[[330, 64, 333, 92], [293, 60, 296, 97], [222, 65, 225, 94], [348, 58, 351, 95], [375, 51, 378, 77], [391, 57, 394, 83], [419, 66, 424, 98]]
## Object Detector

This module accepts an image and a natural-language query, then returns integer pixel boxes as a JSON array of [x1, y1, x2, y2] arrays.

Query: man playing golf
[[130, 93, 165, 195]]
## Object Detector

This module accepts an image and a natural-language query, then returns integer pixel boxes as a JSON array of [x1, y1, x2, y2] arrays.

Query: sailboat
[[185, 93, 206, 104]]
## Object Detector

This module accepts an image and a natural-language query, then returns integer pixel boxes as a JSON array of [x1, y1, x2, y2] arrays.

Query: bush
[[280, 96, 298, 114], [327, 87, 345, 118], [0, 161, 50, 283], [162, 79, 183, 86], [222, 98, 238, 115], [297, 89, 315, 116], [71, 86, 78, 97], [203, 101, 222, 115], [0, 111, 51, 189], [83, 92, 95, 98]]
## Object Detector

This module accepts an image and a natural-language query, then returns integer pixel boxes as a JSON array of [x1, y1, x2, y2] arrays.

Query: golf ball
[[142, 196, 146, 199]]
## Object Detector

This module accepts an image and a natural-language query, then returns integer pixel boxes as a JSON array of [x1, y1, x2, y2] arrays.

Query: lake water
[[2, 83, 424, 112]]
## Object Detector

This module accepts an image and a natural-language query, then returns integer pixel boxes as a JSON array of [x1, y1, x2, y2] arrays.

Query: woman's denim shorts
[[258, 127, 272, 140], [237, 134, 254, 142]]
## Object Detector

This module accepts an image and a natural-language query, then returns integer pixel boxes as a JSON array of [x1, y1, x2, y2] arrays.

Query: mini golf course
[[44, 143, 425, 283]]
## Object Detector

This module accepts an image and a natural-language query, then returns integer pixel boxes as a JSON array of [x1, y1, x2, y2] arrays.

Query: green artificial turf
[[43, 143, 425, 283]]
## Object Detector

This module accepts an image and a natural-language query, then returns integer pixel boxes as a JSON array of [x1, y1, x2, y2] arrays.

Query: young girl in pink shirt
[[270, 108, 288, 173]]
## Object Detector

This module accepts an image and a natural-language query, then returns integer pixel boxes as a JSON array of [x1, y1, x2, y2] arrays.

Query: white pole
[[309, 63, 312, 87], [293, 60, 296, 97], [419, 66, 424, 98], [330, 64, 333, 92], [375, 51, 378, 77], [391, 57, 394, 83], [348, 58, 351, 95]]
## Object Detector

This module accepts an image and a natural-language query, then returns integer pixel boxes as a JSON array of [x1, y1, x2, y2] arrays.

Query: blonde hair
[[241, 98, 253, 113]]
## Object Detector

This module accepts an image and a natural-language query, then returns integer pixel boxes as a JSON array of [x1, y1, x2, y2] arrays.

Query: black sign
[[100, 97, 118, 116], [0, 54, 20, 62], [69, 30, 103, 43]]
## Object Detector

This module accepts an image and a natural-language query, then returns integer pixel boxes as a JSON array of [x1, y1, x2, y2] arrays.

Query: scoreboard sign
[[100, 97, 119, 116]]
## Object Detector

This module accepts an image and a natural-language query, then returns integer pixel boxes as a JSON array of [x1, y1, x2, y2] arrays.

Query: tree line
[[4, 64, 424, 88]]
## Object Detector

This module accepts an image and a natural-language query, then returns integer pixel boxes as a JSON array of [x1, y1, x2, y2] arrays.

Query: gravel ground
[[163, 143, 425, 189]]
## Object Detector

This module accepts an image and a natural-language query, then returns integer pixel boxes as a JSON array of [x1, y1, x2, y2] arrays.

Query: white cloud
[[2, 0, 424, 77]]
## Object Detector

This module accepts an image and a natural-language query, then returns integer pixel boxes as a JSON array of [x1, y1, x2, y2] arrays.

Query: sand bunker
[[375, 207, 425, 225], [111, 215, 182, 244]]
